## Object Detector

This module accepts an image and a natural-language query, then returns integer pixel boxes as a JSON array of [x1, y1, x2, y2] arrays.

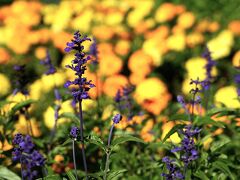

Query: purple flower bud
[[70, 126, 79, 139], [112, 114, 122, 124]]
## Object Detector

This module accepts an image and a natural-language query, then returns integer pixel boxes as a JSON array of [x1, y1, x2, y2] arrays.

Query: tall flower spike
[[234, 73, 240, 96], [202, 46, 216, 90], [40, 50, 56, 75], [89, 38, 99, 65], [64, 31, 94, 103]]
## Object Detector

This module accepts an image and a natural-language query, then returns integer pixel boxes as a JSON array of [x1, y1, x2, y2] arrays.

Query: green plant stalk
[[104, 124, 115, 180], [72, 140, 79, 180], [78, 100, 88, 179]]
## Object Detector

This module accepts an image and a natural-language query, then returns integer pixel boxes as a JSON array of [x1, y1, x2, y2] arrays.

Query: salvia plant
[[0, 30, 240, 180]]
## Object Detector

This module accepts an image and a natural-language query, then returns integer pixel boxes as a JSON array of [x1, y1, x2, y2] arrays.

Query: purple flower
[[202, 46, 216, 86], [89, 38, 99, 65], [161, 156, 184, 180], [115, 85, 135, 120], [12, 134, 45, 180], [70, 126, 79, 139], [171, 125, 201, 167], [64, 31, 95, 103], [112, 114, 122, 124], [234, 74, 240, 96], [40, 50, 56, 75]]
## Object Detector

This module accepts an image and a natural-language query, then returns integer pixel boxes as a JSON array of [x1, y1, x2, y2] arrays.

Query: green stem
[[72, 140, 79, 180]]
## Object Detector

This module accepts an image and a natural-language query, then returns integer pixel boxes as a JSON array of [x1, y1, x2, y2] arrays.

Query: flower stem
[[78, 100, 88, 179], [72, 140, 79, 180], [104, 124, 115, 180]]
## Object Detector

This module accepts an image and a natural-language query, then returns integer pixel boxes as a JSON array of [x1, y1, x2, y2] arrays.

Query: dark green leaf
[[0, 166, 21, 180], [212, 161, 234, 180], [10, 99, 35, 115], [66, 170, 77, 180], [87, 134, 106, 151], [194, 170, 209, 180], [194, 116, 225, 128], [111, 135, 144, 148], [59, 112, 79, 124], [162, 124, 185, 143], [210, 137, 230, 153], [43, 174, 62, 180], [169, 114, 190, 121], [107, 169, 127, 180]]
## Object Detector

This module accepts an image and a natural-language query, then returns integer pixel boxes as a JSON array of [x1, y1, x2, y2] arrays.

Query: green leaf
[[194, 170, 209, 180], [162, 124, 185, 143], [212, 161, 234, 180], [87, 134, 106, 152], [61, 138, 72, 146], [10, 99, 35, 115], [185, 169, 192, 180], [66, 170, 77, 180], [59, 112, 79, 124], [107, 169, 127, 180], [169, 114, 190, 121], [111, 135, 144, 148], [194, 116, 225, 128], [43, 174, 62, 180], [210, 137, 230, 153], [0, 100, 14, 108], [0, 166, 21, 180]]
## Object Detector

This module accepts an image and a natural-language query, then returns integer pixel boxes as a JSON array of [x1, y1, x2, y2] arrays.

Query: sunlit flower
[[228, 20, 240, 36], [0, 73, 11, 96], [155, 3, 177, 23], [177, 12, 195, 29], [215, 86, 240, 108], [232, 50, 240, 67], [0, 47, 10, 64], [166, 33, 186, 51]]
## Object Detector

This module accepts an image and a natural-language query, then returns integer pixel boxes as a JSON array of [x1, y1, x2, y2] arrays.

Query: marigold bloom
[[228, 20, 240, 35], [128, 50, 153, 75], [134, 78, 171, 115], [177, 12, 195, 29], [0, 47, 10, 64], [232, 51, 240, 67], [103, 75, 128, 97], [155, 3, 177, 23], [0, 73, 11, 96]]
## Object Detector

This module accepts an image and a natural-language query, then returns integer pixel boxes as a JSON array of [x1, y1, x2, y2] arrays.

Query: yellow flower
[[44, 100, 74, 129], [0, 73, 11, 96], [155, 3, 177, 23], [177, 12, 195, 29], [185, 57, 217, 80], [14, 114, 41, 137], [166, 33, 186, 51], [207, 30, 234, 60], [215, 86, 240, 108], [127, 1, 153, 27], [161, 122, 181, 143], [134, 78, 171, 115], [232, 50, 240, 67], [71, 9, 93, 32]]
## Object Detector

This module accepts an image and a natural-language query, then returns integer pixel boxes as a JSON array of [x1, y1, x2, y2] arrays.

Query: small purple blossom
[[70, 126, 79, 139], [112, 114, 122, 124], [40, 50, 56, 75]]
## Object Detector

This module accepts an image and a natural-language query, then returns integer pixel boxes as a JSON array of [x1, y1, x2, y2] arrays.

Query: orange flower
[[155, 3, 177, 23], [140, 119, 154, 142], [0, 48, 10, 64], [228, 20, 240, 35], [128, 50, 153, 75], [51, 31, 72, 52], [92, 25, 114, 40], [145, 25, 169, 40], [208, 22, 219, 32], [129, 72, 146, 85], [114, 40, 130, 56], [103, 74, 128, 97], [134, 78, 171, 115], [177, 12, 195, 29], [232, 50, 240, 67], [186, 32, 204, 47], [35, 46, 47, 60], [99, 53, 123, 76], [195, 20, 209, 33]]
